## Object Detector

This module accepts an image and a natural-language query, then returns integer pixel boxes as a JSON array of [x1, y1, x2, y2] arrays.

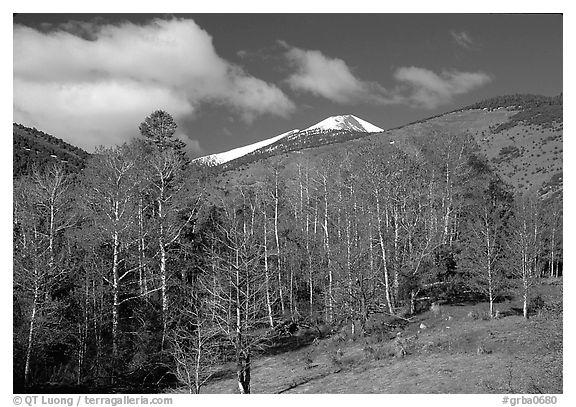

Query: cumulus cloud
[[13, 18, 295, 151], [451, 30, 474, 49], [280, 43, 490, 109], [14, 78, 195, 148], [281, 42, 389, 105], [393, 66, 492, 109]]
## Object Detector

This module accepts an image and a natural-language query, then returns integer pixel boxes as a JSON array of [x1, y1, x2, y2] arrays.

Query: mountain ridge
[[195, 129, 300, 167], [194, 114, 383, 166], [303, 114, 384, 133], [13, 94, 562, 196], [13, 123, 91, 177], [211, 96, 562, 197]]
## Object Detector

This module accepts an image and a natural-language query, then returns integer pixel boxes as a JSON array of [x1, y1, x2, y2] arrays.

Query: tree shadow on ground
[[209, 365, 237, 382], [259, 329, 322, 357], [500, 307, 524, 317]]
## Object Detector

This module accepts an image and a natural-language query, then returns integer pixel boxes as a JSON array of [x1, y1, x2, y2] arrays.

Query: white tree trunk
[[195, 326, 202, 394], [24, 283, 39, 386], [549, 225, 555, 278], [322, 176, 333, 323], [274, 175, 285, 315], [138, 197, 147, 295], [305, 178, 314, 318], [522, 277, 529, 319], [346, 216, 353, 333], [307, 212, 313, 318], [393, 205, 400, 302], [263, 212, 274, 327], [485, 213, 494, 319], [159, 231, 168, 350], [112, 230, 120, 360], [375, 193, 394, 314], [264, 214, 274, 328]]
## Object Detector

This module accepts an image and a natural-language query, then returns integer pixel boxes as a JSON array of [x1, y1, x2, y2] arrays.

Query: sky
[[13, 13, 563, 157]]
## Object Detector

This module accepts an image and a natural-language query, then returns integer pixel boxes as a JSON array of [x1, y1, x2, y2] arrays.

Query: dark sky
[[13, 13, 563, 156]]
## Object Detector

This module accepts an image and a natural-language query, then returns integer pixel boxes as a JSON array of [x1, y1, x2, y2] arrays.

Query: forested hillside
[[13, 104, 562, 394], [13, 123, 90, 176]]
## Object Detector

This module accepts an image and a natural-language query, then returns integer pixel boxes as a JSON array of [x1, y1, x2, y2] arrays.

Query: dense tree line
[[463, 93, 563, 133], [13, 123, 90, 157], [13, 111, 563, 393], [463, 93, 562, 111], [13, 123, 91, 177], [397, 93, 562, 131], [492, 104, 563, 133]]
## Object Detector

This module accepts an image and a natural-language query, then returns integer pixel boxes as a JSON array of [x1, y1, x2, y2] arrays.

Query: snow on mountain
[[194, 129, 299, 166], [194, 114, 383, 166], [304, 114, 383, 133]]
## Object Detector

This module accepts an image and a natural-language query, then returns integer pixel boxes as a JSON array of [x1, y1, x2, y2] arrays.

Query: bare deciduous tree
[[13, 164, 74, 386]]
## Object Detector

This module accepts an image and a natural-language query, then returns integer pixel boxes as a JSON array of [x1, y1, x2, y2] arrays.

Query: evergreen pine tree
[[139, 110, 189, 165]]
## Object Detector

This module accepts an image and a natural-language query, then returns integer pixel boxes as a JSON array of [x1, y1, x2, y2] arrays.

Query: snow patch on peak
[[194, 129, 299, 166], [194, 114, 383, 167], [304, 114, 383, 133]]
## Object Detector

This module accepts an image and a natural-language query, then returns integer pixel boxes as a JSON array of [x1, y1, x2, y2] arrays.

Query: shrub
[[362, 345, 376, 360], [302, 350, 315, 369], [363, 344, 390, 361], [477, 344, 492, 355], [392, 335, 408, 358], [329, 349, 345, 367], [369, 330, 387, 344], [467, 310, 479, 320], [480, 311, 492, 321], [430, 302, 442, 317], [529, 294, 546, 313]]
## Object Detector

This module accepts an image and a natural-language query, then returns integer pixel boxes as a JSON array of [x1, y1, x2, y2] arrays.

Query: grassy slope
[[386, 108, 563, 195], [478, 123, 562, 195], [215, 107, 562, 197], [200, 280, 562, 394]]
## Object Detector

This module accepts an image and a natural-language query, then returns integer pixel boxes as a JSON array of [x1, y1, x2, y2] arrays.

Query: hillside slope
[[13, 123, 90, 176], [387, 108, 562, 195], [195, 129, 301, 166], [199, 281, 562, 394], [197, 115, 384, 170], [216, 95, 562, 197]]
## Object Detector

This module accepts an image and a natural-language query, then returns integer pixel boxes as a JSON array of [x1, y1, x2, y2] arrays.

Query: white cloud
[[224, 74, 296, 122], [282, 43, 389, 104], [281, 43, 490, 109], [176, 134, 204, 158], [393, 66, 492, 109], [14, 78, 195, 148], [13, 18, 295, 151], [451, 30, 474, 49]]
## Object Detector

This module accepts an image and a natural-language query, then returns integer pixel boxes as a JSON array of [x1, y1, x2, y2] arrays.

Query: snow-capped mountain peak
[[304, 114, 383, 133], [194, 114, 383, 167], [194, 129, 299, 166]]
